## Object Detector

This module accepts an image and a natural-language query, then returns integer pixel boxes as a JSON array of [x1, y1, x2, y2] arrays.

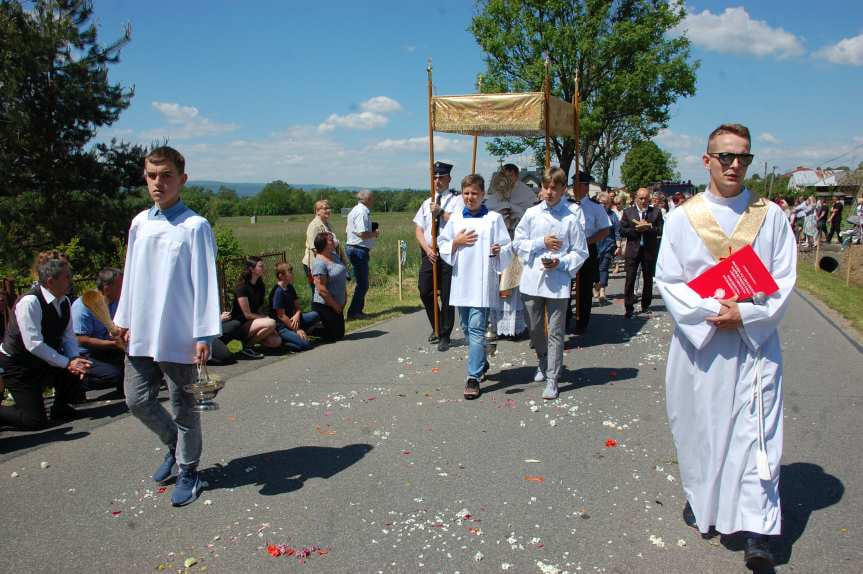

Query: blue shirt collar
[[148, 199, 188, 222], [462, 204, 489, 218], [542, 199, 569, 215]]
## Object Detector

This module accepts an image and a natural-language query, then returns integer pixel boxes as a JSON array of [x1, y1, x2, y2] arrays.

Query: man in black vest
[[619, 187, 664, 318], [0, 253, 92, 429]]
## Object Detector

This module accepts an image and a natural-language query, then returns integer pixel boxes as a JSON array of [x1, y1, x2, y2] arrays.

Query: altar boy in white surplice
[[438, 174, 512, 400], [655, 124, 796, 571]]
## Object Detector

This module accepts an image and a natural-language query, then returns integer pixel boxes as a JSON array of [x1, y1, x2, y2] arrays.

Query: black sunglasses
[[707, 152, 754, 167]]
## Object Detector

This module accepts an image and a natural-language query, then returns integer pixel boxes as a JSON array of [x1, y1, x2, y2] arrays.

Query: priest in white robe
[[655, 124, 796, 570], [438, 174, 512, 400]]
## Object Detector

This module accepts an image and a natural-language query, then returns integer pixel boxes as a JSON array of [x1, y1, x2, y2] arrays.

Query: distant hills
[[187, 180, 412, 197]]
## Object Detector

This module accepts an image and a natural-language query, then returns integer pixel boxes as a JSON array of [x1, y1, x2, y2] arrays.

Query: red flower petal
[[605, 439, 618, 447]]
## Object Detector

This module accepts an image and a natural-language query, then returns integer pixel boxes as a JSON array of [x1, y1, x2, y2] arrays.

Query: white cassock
[[438, 209, 513, 308], [115, 207, 223, 364], [655, 188, 797, 536]]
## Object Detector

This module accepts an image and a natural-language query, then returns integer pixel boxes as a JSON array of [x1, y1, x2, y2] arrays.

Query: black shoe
[[743, 534, 773, 570], [428, 332, 440, 344], [624, 308, 634, 319], [463, 377, 481, 400], [437, 336, 450, 352], [640, 308, 652, 318], [49, 404, 80, 421]]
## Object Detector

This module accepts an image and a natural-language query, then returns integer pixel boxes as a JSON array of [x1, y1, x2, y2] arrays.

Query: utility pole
[[763, 161, 768, 196], [767, 165, 777, 199]]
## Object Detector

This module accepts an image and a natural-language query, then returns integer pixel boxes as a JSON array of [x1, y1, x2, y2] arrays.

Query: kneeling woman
[[311, 232, 347, 342], [230, 256, 281, 356], [438, 174, 512, 399]]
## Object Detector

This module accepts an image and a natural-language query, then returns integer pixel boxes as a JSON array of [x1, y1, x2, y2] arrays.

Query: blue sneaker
[[152, 450, 177, 483], [171, 469, 203, 507]]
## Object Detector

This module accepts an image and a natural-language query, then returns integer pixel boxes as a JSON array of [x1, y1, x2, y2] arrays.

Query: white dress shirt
[[413, 191, 462, 246], [346, 203, 375, 249], [0, 285, 80, 368], [570, 197, 611, 239], [513, 200, 589, 299]]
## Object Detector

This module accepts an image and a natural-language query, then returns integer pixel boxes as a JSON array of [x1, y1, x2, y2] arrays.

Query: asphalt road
[[1, 275, 861, 574]]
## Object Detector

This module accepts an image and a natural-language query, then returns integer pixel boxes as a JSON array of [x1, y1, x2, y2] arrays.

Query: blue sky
[[91, 0, 863, 189]]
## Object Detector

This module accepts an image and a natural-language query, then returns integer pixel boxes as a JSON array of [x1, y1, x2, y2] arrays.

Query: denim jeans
[[124, 356, 201, 470], [275, 311, 319, 351], [346, 245, 370, 316], [459, 306, 489, 380]]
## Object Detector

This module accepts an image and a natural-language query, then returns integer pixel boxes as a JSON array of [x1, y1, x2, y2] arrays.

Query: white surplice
[[115, 207, 222, 364], [438, 209, 513, 308], [655, 188, 797, 535]]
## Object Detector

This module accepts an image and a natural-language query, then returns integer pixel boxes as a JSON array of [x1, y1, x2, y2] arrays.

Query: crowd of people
[[0, 125, 855, 570], [778, 194, 863, 248]]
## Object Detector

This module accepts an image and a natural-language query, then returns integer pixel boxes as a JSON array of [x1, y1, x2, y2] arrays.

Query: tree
[[620, 141, 676, 190], [0, 0, 137, 276], [470, 0, 697, 187]]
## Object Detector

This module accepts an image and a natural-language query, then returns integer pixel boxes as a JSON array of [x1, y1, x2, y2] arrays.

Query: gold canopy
[[431, 92, 575, 137]]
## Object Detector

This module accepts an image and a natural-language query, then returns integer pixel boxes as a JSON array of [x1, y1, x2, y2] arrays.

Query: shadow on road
[[717, 462, 844, 571], [564, 308, 665, 349], [774, 462, 844, 566], [0, 425, 90, 455], [482, 366, 639, 397], [202, 443, 373, 496], [344, 329, 387, 341]]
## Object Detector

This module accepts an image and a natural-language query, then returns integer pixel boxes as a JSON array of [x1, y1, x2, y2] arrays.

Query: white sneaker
[[533, 367, 545, 382], [542, 380, 559, 400]]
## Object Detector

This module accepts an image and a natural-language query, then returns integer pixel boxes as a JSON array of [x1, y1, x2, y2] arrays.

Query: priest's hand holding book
[[706, 295, 742, 330]]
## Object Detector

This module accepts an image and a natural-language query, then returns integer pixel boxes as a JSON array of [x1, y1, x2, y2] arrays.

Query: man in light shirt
[[115, 146, 221, 508], [345, 190, 379, 320], [0, 252, 92, 428]]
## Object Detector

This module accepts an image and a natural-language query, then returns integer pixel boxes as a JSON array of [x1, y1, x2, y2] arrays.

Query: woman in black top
[[231, 257, 281, 355]]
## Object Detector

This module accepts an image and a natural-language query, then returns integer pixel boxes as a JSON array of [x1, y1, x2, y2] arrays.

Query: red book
[[687, 245, 779, 300]]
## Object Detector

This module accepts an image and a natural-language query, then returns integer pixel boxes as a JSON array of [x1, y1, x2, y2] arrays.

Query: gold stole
[[681, 191, 770, 262]]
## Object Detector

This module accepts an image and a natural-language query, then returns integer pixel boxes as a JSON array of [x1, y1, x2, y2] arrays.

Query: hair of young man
[[37, 257, 69, 285], [314, 199, 330, 212], [97, 267, 123, 290], [461, 173, 485, 193], [707, 123, 751, 149], [502, 163, 519, 176], [541, 166, 567, 189], [145, 146, 186, 174], [238, 256, 263, 286], [275, 261, 293, 279], [313, 232, 331, 254]]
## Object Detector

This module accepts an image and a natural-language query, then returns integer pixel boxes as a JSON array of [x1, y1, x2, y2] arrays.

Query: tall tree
[[0, 0, 136, 275], [619, 140, 676, 190], [470, 0, 697, 186]]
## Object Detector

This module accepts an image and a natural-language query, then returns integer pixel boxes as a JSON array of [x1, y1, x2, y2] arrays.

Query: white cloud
[[758, 132, 783, 144], [814, 34, 863, 66], [673, 7, 804, 58], [318, 111, 389, 132], [144, 101, 238, 140], [369, 135, 471, 154], [402, 45, 417, 53], [654, 128, 701, 151], [360, 96, 403, 114]]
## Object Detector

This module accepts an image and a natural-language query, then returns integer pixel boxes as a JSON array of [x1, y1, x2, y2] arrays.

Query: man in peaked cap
[[566, 170, 611, 334], [413, 161, 460, 351]]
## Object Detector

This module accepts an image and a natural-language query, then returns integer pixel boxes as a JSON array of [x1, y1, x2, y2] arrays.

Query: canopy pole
[[427, 59, 439, 337], [573, 71, 581, 323], [471, 75, 482, 174], [543, 58, 551, 169]]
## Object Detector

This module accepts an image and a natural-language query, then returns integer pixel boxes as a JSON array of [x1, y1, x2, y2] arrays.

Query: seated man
[[71, 267, 125, 394], [0, 252, 91, 429]]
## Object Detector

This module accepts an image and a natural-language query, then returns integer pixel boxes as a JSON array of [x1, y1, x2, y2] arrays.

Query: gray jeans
[[124, 356, 201, 470], [522, 295, 568, 383]]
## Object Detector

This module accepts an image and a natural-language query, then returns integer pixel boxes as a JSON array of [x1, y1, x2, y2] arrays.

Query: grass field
[[218, 212, 423, 331], [796, 259, 863, 334]]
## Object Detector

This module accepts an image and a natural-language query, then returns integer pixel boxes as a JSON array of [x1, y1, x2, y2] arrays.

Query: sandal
[[463, 377, 481, 400]]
